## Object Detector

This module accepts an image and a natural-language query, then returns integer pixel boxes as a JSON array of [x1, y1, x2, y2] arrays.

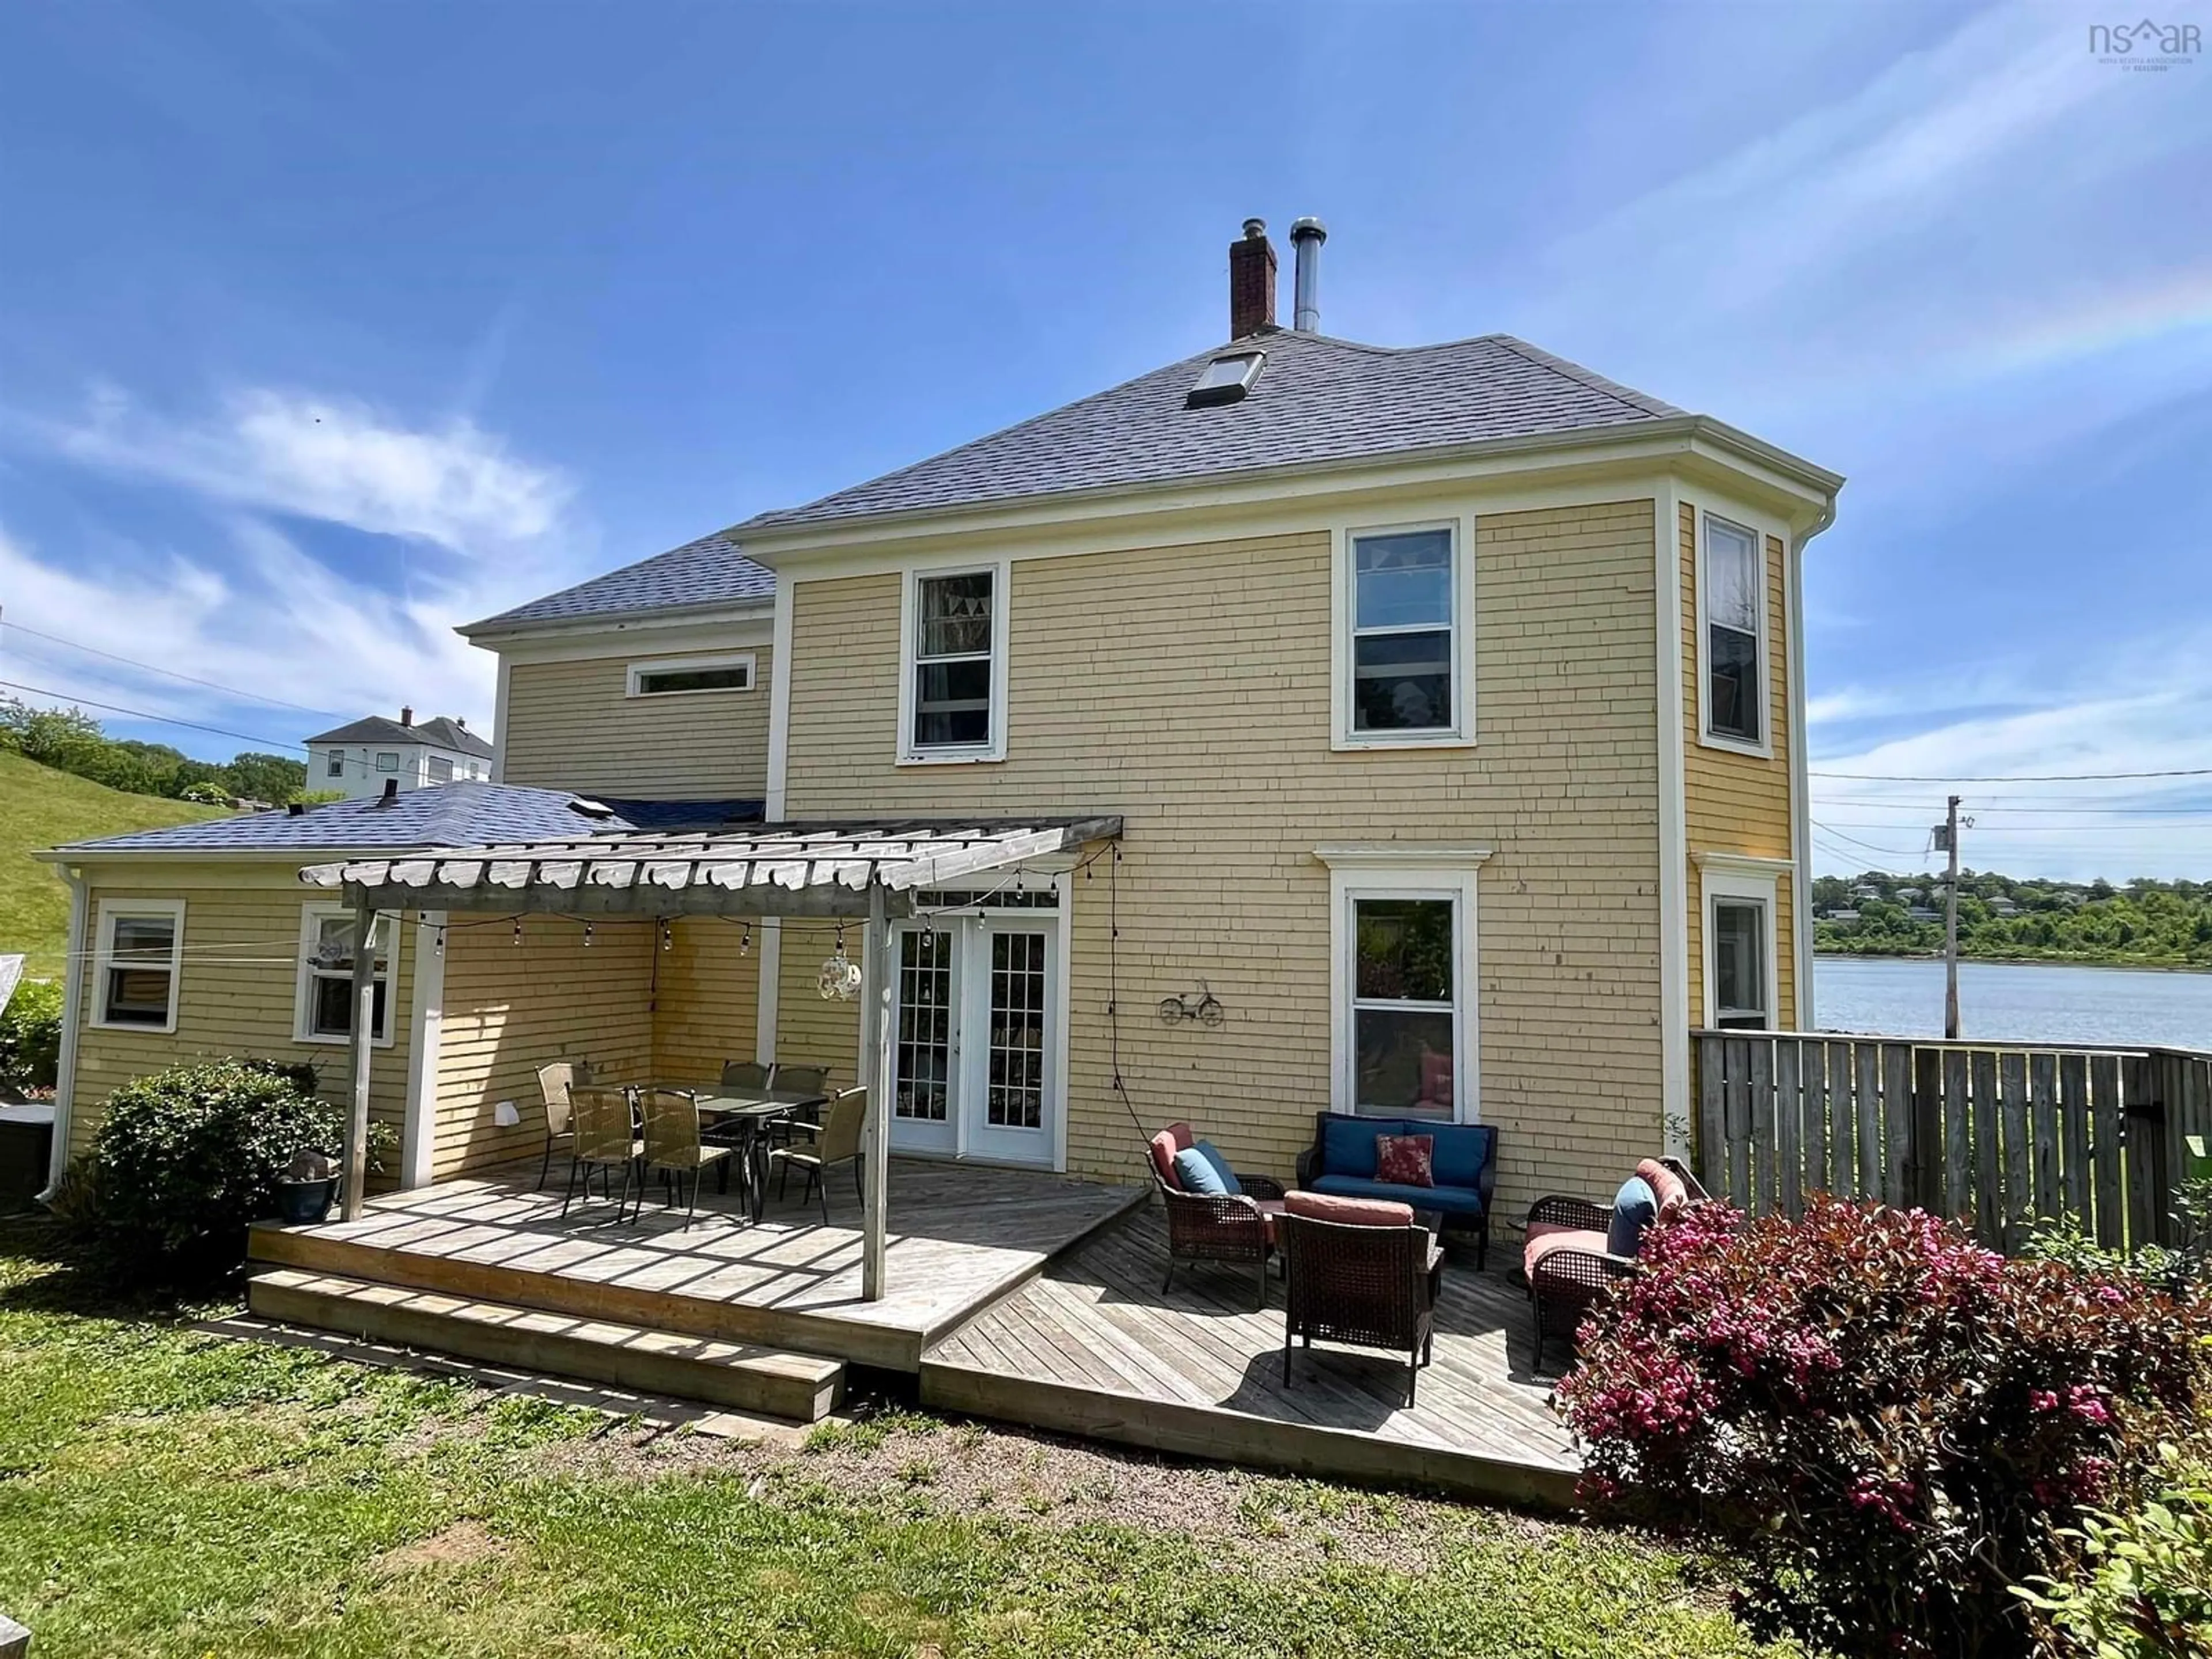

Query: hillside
[[0, 751, 226, 972]]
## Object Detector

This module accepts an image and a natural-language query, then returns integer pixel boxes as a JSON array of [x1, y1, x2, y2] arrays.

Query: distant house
[[1850, 882, 1881, 900], [305, 708, 492, 800], [1827, 908, 1861, 923], [1908, 906, 1941, 923], [1896, 886, 1925, 903], [1986, 896, 2019, 916]]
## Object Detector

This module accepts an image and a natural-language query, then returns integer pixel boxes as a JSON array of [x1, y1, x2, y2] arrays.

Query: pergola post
[[859, 880, 893, 1300], [340, 902, 379, 1221]]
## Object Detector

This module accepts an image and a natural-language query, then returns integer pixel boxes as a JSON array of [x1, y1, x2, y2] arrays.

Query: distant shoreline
[[1815, 952, 2212, 976]]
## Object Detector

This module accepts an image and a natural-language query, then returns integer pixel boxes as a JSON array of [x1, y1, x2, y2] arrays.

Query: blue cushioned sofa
[[1293, 1112, 1498, 1269]]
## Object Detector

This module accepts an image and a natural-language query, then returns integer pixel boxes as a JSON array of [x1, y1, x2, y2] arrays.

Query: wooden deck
[[248, 1158, 1144, 1373], [921, 1212, 1582, 1508]]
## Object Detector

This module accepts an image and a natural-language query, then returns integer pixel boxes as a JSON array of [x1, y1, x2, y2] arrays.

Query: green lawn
[[0, 1219, 1802, 1658], [0, 751, 224, 969]]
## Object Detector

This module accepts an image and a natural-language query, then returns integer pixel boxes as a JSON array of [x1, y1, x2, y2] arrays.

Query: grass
[[0, 1218, 1806, 1658], [0, 751, 224, 968]]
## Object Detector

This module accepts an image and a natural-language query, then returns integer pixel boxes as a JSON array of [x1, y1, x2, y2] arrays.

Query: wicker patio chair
[[638, 1088, 734, 1229], [768, 1086, 866, 1225], [719, 1060, 774, 1091], [1147, 1123, 1286, 1310], [1522, 1156, 1706, 1366], [535, 1061, 577, 1190], [560, 1085, 642, 1220], [1278, 1203, 1442, 1408]]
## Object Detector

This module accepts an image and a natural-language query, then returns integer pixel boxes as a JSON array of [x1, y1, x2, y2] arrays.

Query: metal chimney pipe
[[1290, 217, 1327, 333]]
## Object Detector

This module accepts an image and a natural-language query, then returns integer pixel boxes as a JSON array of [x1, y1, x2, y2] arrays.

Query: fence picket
[[1748, 1040, 1775, 1215], [1803, 1040, 1828, 1197], [1776, 1039, 1804, 1217], [1829, 1040, 1857, 1198], [2090, 1054, 2123, 1250], [1855, 1043, 1883, 1202], [2123, 1057, 2164, 1249], [2029, 1053, 2059, 1228], [1912, 1047, 1942, 1210], [2061, 1052, 2092, 1229], [1698, 1034, 1725, 1200], [1882, 1043, 1913, 1208], [1944, 1050, 1972, 1225], [1725, 1039, 1752, 1210], [2001, 1051, 2031, 1253], [1972, 1050, 2001, 1243]]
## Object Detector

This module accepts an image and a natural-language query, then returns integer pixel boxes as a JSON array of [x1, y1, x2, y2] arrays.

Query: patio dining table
[[603, 1082, 831, 1222]]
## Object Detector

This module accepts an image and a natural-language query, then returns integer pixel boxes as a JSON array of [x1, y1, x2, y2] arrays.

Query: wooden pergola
[[298, 816, 1120, 1300]]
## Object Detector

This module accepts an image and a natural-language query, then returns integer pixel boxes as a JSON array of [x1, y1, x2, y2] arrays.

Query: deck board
[[922, 1211, 1581, 1506]]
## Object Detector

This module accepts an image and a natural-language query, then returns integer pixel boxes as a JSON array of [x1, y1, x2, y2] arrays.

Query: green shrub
[[1558, 1197, 2212, 1659], [0, 976, 63, 1092], [2015, 1444, 2212, 1657], [82, 1058, 351, 1277]]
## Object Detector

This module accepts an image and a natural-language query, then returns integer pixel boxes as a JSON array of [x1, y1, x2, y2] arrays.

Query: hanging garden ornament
[[817, 925, 862, 1001]]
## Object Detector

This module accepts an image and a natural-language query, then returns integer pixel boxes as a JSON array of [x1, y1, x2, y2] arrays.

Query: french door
[[887, 915, 1058, 1166]]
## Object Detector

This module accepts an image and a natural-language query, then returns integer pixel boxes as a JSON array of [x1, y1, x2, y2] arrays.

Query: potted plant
[[274, 1147, 338, 1223]]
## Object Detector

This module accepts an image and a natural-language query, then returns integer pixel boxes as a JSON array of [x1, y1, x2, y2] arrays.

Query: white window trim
[[1331, 515, 1476, 751], [896, 558, 1010, 766], [1701, 865, 1781, 1030], [90, 898, 185, 1034], [293, 902, 398, 1048], [1319, 849, 1488, 1123], [624, 651, 757, 698], [324, 749, 345, 779], [1695, 509, 1773, 759], [374, 751, 401, 773]]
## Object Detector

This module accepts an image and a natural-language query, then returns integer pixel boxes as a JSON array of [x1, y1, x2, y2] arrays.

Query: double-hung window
[[900, 563, 1006, 762], [375, 751, 400, 774], [1339, 521, 1467, 745], [294, 904, 395, 1045], [92, 900, 184, 1032], [1701, 513, 1767, 750], [1322, 851, 1484, 1121], [427, 755, 453, 783]]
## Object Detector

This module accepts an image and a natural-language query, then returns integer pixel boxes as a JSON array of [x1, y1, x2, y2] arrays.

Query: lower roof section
[[300, 816, 1125, 919]]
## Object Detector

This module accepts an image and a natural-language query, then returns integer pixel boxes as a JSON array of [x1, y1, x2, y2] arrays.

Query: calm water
[[1815, 956, 2212, 1049]]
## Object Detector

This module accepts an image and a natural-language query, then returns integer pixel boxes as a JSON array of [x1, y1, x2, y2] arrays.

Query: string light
[[583, 921, 594, 949], [434, 925, 445, 959], [513, 916, 524, 947], [739, 922, 751, 956], [661, 921, 673, 952]]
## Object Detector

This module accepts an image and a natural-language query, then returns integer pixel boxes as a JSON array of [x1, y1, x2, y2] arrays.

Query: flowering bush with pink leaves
[[1556, 1196, 2211, 1659]]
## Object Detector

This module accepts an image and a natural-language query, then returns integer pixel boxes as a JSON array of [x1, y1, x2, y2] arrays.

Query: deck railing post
[[859, 881, 893, 1301]]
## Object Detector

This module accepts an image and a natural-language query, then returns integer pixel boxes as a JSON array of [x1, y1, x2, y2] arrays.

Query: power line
[[1813, 767, 2212, 782], [1819, 797, 2212, 815], [0, 677, 306, 753], [0, 618, 342, 718], [1813, 821, 1931, 861]]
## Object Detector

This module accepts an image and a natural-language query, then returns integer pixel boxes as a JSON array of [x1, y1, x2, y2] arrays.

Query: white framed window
[[293, 904, 396, 1046], [1700, 865, 1781, 1031], [626, 652, 756, 698], [897, 561, 1009, 764], [1332, 517, 1473, 749], [1319, 849, 1487, 1121], [427, 755, 453, 783], [90, 899, 185, 1033], [324, 749, 344, 779], [465, 761, 481, 780], [375, 751, 400, 774], [1698, 510, 1770, 754]]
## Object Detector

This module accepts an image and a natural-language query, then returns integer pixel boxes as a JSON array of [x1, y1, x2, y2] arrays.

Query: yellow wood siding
[[649, 919, 762, 1086], [1680, 503, 1797, 1026], [501, 645, 773, 797], [781, 505, 1665, 1217], [771, 921, 861, 1088], [67, 874, 414, 1164], [431, 914, 654, 1179]]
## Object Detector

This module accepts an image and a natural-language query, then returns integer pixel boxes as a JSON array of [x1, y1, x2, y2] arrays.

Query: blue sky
[[2, 1, 2209, 879]]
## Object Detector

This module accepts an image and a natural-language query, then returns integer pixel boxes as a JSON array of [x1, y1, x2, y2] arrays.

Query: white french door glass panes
[[887, 912, 1058, 1165], [892, 927, 956, 1153]]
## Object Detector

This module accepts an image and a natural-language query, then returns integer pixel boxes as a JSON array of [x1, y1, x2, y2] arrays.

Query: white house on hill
[[305, 707, 491, 800]]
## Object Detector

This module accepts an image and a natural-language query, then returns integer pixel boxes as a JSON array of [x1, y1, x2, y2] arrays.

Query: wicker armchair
[[1522, 1156, 1705, 1365], [1147, 1122, 1286, 1310], [1278, 1206, 1442, 1407]]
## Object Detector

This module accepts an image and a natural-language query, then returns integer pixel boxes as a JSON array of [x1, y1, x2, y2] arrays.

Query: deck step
[[247, 1268, 845, 1422]]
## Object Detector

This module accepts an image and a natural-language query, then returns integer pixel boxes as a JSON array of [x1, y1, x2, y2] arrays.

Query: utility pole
[[1939, 795, 1962, 1040]]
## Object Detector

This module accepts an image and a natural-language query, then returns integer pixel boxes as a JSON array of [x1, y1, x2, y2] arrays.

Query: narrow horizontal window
[[1349, 525, 1458, 737], [628, 653, 756, 697], [1703, 514, 1763, 745]]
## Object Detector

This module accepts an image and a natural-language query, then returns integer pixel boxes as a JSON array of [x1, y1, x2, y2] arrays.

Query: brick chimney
[[399, 706, 413, 727], [1228, 218, 1277, 340]]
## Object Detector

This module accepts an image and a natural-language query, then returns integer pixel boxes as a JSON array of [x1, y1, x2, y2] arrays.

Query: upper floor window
[[427, 755, 453, 783], [1700, 513, 1767, 751], [627, 653, 756, 697], [324, 749, 344, 779], [1337, 521, 1469, 748], [900, 563, 1007, 763], [92, 899, 184, 1032], [295, 904, 394, 1046], [375, 751, 400, 774]]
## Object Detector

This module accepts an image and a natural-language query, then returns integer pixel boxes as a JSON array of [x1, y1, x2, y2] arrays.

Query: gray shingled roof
[[58, 782, 762, 854], [304, 715, 493, 758], [736, 331, 1684, 532], [461, 529, 775, 634]]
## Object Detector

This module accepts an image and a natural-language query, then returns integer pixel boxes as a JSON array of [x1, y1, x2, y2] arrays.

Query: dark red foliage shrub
[[1556, 1196, 2212, 1659]]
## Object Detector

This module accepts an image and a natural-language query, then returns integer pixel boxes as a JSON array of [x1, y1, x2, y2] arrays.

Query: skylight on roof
[[1185, 350, 1264, 409]]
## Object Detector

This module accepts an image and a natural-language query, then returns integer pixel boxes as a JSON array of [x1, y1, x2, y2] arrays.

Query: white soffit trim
[[1692, 851, 1796, 877], [1313, 843, 1496, 867]]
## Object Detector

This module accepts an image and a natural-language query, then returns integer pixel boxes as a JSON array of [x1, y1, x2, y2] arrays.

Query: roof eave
[[736, 414, 1844, 562], [456, 592, 774, 644]]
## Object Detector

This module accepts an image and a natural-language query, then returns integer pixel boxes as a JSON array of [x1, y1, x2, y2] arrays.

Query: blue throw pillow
[[1607, 1175, 1658, 1257], [1173, 1141, 1241, 1198]]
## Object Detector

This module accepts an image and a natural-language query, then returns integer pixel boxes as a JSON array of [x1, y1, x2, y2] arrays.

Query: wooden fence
[[1691, 1031, 2212, 1253]]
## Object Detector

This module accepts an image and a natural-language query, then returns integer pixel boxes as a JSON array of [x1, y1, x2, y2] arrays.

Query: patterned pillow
[[1374, 1132, 1435, 1188]]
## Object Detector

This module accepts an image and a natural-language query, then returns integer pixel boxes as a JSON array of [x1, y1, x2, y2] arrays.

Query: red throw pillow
[[1374, 1132, 1435, 1188]]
